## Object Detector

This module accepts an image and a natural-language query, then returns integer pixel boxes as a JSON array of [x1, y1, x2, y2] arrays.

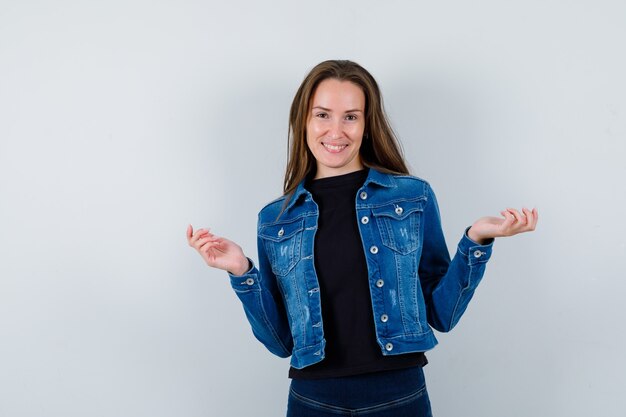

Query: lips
[[322, 142, 348, 153]]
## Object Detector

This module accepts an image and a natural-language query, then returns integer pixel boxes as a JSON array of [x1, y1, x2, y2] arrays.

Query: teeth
[[323, 143, 347, 151]]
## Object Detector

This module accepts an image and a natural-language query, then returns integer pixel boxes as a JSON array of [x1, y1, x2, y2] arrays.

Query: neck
[[314, 162, 365, 180]]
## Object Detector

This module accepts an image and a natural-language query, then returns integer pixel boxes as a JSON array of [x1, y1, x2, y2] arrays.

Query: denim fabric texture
[[286, 365, 432, 416], [229, 169, 494, 369]]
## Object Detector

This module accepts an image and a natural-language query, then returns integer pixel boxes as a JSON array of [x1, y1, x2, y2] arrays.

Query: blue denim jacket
[[229, 169, 494, 369]]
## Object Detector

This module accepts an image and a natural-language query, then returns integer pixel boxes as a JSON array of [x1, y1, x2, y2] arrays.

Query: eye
[[345, 114, 358, 121], [315, 112, 329, 119]]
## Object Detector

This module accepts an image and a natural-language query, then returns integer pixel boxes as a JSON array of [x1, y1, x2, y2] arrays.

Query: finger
[[195, 231, 220, 244], [199, 239, 222, 255], [192, 228, 212, 243], [520, 208, 534, 231], [508, 208, 528, 229], [501, 210, 515, 224], [507, 208, 523, 224], [517, 207, 539, 234], [522, 207, 533, 224], [195, 235, 219, 248], [523, 207, 532, 223], [530, 207, 539, 230], [196, 239, 220, 252], [188, 225, 208, 246]]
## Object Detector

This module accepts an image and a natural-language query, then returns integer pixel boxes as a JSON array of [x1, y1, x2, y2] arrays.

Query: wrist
[[467, 227, 490, 245], [229, 257, 251, 276]]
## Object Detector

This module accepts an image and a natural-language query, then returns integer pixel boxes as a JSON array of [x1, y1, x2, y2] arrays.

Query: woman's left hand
[[467, 207, 538, 244]]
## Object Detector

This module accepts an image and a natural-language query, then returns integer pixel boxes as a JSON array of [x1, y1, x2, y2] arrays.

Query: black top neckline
[[306, 168, 369, 191]]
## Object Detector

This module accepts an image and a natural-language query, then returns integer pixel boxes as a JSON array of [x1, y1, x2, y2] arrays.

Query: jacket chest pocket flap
[[259, 218, 304, 276], [372, 198, 425, 255]]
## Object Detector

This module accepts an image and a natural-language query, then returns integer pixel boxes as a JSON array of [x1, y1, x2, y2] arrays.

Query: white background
[[1, 1, 625, 416]]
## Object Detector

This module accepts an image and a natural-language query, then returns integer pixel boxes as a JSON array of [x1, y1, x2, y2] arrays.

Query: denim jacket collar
[[362, 167, 397, 189], [284, 167, 397, 212], [283, 181, 309, 213]]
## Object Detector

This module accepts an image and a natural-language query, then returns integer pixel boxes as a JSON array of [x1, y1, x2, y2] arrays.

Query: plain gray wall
[[1, 1, 625, 416]]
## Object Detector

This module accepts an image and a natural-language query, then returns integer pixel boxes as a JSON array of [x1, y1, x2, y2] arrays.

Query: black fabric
[[289, 169, 427, 380]]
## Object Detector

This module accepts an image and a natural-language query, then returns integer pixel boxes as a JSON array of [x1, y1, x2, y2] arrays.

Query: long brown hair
[[284, 60, 409, 199]]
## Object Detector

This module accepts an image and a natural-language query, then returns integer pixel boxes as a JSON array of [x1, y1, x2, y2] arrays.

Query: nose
[[328, 119, 342, 139]]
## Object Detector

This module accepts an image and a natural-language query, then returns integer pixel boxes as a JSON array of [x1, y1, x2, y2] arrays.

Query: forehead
[[311, 78, 365, 109]]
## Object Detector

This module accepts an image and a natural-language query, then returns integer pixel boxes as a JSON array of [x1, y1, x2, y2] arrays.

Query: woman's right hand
[[186, 225, 250, 276]]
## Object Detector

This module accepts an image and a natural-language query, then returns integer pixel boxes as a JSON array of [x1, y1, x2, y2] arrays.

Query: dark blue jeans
[[286, 365, 433, 416]]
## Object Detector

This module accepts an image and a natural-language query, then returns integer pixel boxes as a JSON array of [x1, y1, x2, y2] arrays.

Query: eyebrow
[[312, 106, 364, 113]]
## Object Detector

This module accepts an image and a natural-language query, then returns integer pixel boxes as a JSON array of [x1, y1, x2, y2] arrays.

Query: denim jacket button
[[361, 216, 369, 224], [376, 279, 384, 288], [360, 191, 368, 200], [370, 246, 379, 254], [395, 206, 403, 215], [277, 228, 284, 237], [473, 250, 482, 258], [385, 343, 394, 351], [380, 314, 388, 323], [245, 278, 255, 285]]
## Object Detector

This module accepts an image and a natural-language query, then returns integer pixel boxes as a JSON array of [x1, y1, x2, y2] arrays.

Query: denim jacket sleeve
[[418, 182, 494, 333], [227, 216, 294, 358]]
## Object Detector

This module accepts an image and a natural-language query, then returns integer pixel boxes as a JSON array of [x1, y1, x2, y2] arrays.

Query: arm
[[186, 223, 293, 358], [418, 183, 538, 333], [227, 228, 293, 358], [418, 183, 494, 332]]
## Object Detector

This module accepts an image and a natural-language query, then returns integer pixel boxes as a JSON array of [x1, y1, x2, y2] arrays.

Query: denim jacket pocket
[[372, 198, 426, 255], [259, 217, 304, 276]]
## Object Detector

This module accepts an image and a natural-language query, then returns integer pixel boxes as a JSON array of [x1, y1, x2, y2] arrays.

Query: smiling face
[[306, 78, 366, 179]]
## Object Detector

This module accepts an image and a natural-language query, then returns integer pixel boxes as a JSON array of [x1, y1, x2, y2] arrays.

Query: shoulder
[[257, 195, 287, 224], [378, 173, 442, 214], [379, 171, 433, 197], [392, 173, 430, 187]]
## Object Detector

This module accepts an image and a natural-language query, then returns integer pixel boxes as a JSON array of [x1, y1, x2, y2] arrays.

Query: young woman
[[187, 60, 538, 416]]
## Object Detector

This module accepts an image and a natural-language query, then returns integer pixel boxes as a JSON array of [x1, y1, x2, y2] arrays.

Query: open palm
[[469, 207, 538, 243], [186, 225, 249, 275]]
